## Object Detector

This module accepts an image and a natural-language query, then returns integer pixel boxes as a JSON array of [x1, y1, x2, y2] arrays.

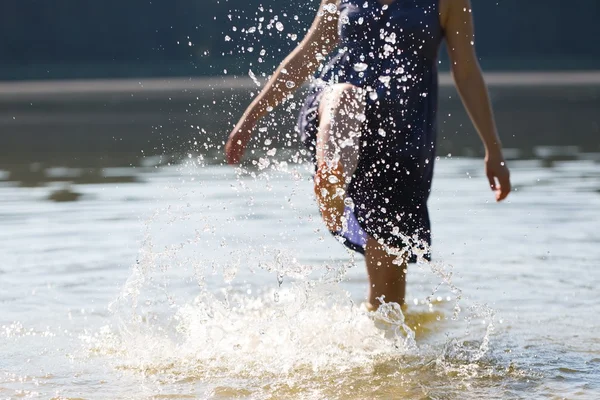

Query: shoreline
[[1, 71, 599, 161], [2, 71, 600, 98]]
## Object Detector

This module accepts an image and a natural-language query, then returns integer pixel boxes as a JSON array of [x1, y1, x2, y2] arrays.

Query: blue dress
[[297, 0, 444, 260]]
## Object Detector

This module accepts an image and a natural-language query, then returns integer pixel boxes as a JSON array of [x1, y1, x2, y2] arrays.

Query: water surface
[[1, 155, 599, 399]]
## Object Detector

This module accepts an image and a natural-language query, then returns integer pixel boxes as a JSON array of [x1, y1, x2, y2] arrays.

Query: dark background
[[0, 0, 598, 176], [1, 0, 599, 81]]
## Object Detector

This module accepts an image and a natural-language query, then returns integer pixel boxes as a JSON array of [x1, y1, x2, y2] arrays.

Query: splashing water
[[74, 162, 526, 399], [248, 69, 261, 87]]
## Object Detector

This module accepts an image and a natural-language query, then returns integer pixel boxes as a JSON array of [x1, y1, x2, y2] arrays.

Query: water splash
[[87, 161, 513, 398], [248, 69, 261, 87], [88, 282, 421, 385]]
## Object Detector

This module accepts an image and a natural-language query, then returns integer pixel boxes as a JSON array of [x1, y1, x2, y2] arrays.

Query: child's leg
[[315, 84, 407, 308], [365, 236, 408, 309], [315, 83, 365, 231]]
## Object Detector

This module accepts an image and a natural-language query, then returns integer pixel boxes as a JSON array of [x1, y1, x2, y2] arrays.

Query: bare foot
[[314, 162, 346, 232]]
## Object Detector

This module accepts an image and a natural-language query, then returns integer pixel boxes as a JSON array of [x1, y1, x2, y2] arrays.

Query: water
[[1, 155, 599, 399]]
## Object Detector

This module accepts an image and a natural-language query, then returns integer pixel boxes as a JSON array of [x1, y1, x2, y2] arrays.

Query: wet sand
[[0, 72, 599, 166]]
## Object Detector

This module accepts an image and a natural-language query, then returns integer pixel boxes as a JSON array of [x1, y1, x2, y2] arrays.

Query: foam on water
[[92, 241, 415, 375], [80, 237, 515, 397], [74, 162, 540, 398]]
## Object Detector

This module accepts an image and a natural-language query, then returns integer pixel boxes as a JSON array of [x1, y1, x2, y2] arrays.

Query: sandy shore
[[1, 72, 599, 164]]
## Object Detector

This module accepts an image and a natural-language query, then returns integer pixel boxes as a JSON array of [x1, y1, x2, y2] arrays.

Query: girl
[[225, 0, 511, 310]]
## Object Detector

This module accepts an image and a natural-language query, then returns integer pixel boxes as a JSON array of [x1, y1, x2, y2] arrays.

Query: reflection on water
[[2, 163, 141, 188], [47, 187, 82, 202], [2, 145, 599, 189]]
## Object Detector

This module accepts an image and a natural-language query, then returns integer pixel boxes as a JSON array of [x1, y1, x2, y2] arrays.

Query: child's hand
[[485, 155, 511, 202], [225, 117, 255, 165]]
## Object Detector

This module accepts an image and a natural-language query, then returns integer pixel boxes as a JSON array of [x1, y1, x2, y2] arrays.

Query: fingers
[[496, 173, 511, 202], [225, 143, 242, 165], [225, 126, 246, 164], [486, 157, 511, 202], [224, 137, 240, 165], [225, 121, 254, 165], [486, 172, 497, 192], [489, 168, 511, 202]]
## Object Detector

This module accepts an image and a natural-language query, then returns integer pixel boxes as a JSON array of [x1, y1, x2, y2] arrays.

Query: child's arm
[[444, 0, 511, 201], [225, 0, 339, 165]]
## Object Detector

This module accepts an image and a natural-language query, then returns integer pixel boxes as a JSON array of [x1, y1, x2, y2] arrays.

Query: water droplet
[[275, 22, 284, 31], [378, 76, 391, 85], [247, 26, 257, 34], [258, 157, 270, 170], [248, 70, 261, 87], [353, 63, 368, 72], [378, 128, 386, 137], [324, 3, 337, 13], [327, 175, 340, 184], [286, 81, 296, 89], [224, 35, 231, 41]]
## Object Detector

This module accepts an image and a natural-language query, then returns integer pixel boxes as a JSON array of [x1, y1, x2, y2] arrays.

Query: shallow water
[[1, 155, 599, 399]]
